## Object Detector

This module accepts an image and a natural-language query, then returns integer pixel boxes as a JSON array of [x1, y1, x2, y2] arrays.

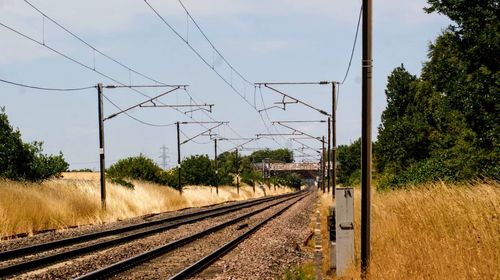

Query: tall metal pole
[[214, 138, 218, 195], [176, 121, 182, 194], [252, 158, 256, 193], [321, 136, 325, 193], [97, 83, 106, 210], [332, 83, 337, 199], [327, 117, 331, 193], [361, 0, 373, 274], [235, 148, 240, 195]]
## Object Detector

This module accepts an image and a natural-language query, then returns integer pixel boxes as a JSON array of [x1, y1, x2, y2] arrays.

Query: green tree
[[336, 139, 361, 186], [424, 0, 499, 177], [216, 151, 238, 186], [376, 0, 500, 187], [107, 155, 169, 188], [376, 65, 437, 174], [250, 148, 294, 163], [180, 154, 216, 186], [0, 108, 68, 181]]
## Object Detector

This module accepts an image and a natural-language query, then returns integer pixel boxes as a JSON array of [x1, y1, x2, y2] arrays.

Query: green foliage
[[250, 148, 294, 163], [376, 1, 499, 188], [216, 151, 238, 186], [270, 173, 302, 189], [107, 155, 171, 189], [214, 148, 296, 188], [110, 177, 135, 189], [282, 262, 315, 280], [0, 108, 68, 181], [180, 154, 215, 186], [70, 168, 93, 172], [336, 139, 361, 186]]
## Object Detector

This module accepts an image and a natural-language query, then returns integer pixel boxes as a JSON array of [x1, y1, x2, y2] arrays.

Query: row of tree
[[0, 108, 69, 181], [1, 104, 302, 189], [336, 0, 499, 188], [106, 148, 301, 190]]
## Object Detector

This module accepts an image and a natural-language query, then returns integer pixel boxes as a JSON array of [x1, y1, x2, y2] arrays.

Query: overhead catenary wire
[[143, 0, 283, 146], [177, 0, 253, 86], [102, 94, 176, 127], [0, 21, 220, 129], [22, 0, 255, 144], [23, 0, 176, 88], [143, 0, 255, 109], [0, 78, 94, 92], [340, 4, 362, 85]]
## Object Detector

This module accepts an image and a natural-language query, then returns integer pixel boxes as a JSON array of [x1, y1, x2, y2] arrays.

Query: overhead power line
[[0, 78, 94, 92], [101, 94, 176, 127], [144, 0, 255, 108], [177, 0, 253, 86], [143, 0, 282, 145], [23, 0, 174, 88], [0, 20, 204, 128], [21, 0, 255, 143], [340, 4, 362, 84]]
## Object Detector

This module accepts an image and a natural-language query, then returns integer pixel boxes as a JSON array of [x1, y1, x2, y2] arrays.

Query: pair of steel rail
[[0, 190, 308, 279]]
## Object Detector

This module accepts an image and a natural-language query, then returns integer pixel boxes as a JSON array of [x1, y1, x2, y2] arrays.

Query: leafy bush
[[336, 139, 361, 186], [107, 155, 170, 188], [374, 1, 499, 188], [271, 173, 302, 189], [180, 155, 215, 186], [0, 108, 68, 181]]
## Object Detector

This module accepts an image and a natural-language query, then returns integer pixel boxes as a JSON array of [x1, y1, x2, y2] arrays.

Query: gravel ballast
[[190, 191, 315, 280], [2, 195, 300, 279]]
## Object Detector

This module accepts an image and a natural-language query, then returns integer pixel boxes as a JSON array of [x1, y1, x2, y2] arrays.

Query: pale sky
[[0, 0, 451, 170]]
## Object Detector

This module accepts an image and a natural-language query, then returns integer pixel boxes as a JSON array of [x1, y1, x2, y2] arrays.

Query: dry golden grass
[[338, 181, 500, 280], [319, 190, 335, 276], [0, 174, 291, 238]]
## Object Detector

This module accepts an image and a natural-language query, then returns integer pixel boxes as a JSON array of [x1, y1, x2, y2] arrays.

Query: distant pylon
[[159, 145, 169, 170]]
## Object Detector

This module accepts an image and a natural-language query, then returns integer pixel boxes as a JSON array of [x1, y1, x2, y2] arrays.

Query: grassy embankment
[[0, 172, 291, 238], [318, 181, 499, 279]]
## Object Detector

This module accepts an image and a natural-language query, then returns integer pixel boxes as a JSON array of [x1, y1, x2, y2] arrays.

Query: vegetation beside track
[[338, 181, 499, 279], [0, 177, 291, 238]]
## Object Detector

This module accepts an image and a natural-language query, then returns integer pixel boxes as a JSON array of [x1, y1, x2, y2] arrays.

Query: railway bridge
[[254, 162, 323, 179]]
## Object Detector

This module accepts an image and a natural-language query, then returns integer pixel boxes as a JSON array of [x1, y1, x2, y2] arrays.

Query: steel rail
[[170, 193, 309, 279], [75, 191, 309, 280], [0, 192, 299, 268], [0, 192, 304, 277]]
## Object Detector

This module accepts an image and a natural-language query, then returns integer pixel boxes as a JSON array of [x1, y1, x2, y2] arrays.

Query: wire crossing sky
[[0, 0, 451, 169]]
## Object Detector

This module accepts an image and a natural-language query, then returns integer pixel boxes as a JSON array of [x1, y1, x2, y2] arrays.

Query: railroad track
[[0, 190, 306, 279], [77, 191, 310, 280]]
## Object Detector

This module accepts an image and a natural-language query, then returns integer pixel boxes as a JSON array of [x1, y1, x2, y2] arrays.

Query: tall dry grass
[[319, 190, 335, 276], [339, 181, 499, 279], [0, 173, 291, 238]]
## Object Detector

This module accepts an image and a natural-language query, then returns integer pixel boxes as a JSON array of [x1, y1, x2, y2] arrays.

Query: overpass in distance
[[253, 162, 333, 179]]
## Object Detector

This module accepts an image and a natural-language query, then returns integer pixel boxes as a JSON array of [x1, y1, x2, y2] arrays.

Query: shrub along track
[[0, 190, 306, 279]]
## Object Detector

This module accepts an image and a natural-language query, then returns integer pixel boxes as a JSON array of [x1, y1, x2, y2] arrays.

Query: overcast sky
[[0, 0, 451, 170]]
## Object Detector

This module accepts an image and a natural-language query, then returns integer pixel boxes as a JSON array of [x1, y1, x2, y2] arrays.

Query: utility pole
[[235, 148, 240, 195], [97, 83, 106, 210], [95, 83, 186, 208], [251, 157, 256, 193], [176, 121, 182, 194], [361, 0, 373, 275], [332, 82, 337, 199], [160, 145, 169, 170], [327, 117, 331, 194], [321, 136, 325, 193], [214, 138, 218, 195], [176, 121, 226, 195]]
